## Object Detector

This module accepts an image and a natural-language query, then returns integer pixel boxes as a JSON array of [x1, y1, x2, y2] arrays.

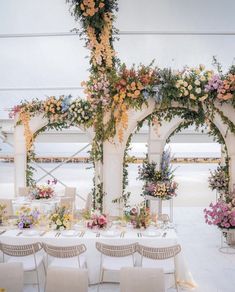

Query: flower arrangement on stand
[[204, 195, 235, 245], [124, 204, 150, 229], [30, 179, 57, 200], [50, 206, 72, 230], [138, 149, 178, 200], [17, 206, 40, 229], [208, 165, 229, 197], [86, 210, 108, 229]]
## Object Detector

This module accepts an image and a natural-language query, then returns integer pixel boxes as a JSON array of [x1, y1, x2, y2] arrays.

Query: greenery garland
[[9, 1, 235, 212]]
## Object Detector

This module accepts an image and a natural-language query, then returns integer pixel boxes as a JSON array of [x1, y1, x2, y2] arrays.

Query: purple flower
[[18, 222, 24, 229], [205, 75, 222, 92]]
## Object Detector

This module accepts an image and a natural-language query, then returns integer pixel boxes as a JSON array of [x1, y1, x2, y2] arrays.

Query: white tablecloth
[[0, 228, 196, 288], [12, 197, 61, 214]]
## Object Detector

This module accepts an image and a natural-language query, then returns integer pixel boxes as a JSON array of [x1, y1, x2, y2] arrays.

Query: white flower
[[184, 90, 189, 96], [200, 76, 206, 82], [183, 81, 188, 87], [195, 88, 202, 94], [195, 80, 200, 86], [188, 85, 193, 91]]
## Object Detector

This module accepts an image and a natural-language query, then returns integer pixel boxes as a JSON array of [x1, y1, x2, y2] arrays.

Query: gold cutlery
[[0, 229, 6, 235], [40, 231, 47, 237]]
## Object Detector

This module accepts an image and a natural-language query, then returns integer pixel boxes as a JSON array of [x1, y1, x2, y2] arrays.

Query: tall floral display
[[138, 149, 178, 200], [9, 0, 235, 215]]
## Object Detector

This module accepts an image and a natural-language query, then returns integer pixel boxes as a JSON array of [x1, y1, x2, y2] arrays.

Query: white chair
[[45, 266, 88, 292], [96, 242, 137, 291], [0, 199, 13, 217], [137, 244, 181, 291], [120, 267, 165, 292], [0, 242, 45, 292], [18, 187, 29, 197], [42, 243, 87, 269], [0, 262, 24, 292], [60, 197, 75, 215], [64, 187, 76, 200]]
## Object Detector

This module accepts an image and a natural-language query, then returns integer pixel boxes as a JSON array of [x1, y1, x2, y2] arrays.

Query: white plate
[[100, 230, 120, 237], [22, 229, 40, 236], [61, 230, 76, 237], [141, 230, 161, 237]]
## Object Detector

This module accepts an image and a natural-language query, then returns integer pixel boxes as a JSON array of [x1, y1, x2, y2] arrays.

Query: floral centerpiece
[[50, 206, 72, 230], [30, 179, 57, 200], [17, 206, 40, 229], [208, 165, 229, 196], [204, 194, 235, 245], [124, 204, 150, 229], [0, 204, 6, 225], [86, 210, 108, 229], [138, 149, 178, 200]]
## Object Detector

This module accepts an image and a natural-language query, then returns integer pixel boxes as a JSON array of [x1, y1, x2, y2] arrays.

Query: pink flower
[[98, 215, 107, 226]]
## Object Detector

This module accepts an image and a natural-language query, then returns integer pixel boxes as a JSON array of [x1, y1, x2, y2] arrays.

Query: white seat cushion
[[102, 255, 134, 271], [7, 253, 44, 271], [142, 257, 175, 274], [49, 256, 86, 269]]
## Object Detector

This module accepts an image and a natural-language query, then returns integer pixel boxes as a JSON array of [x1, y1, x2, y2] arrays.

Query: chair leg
[[97, 268, 104, 292], [35, 267, 40, 292]]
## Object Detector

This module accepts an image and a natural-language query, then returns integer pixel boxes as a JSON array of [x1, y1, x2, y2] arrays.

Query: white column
[[103, 141, 125, 217], [14, 125, 27, 196], [148, 125, 166, 214]]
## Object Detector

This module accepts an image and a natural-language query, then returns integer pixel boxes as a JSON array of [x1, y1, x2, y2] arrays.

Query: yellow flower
[[199, 64, 205, 71], [190, 94, 196, 100], [194, 80, 200, 86], [56, 219, 62, 226]]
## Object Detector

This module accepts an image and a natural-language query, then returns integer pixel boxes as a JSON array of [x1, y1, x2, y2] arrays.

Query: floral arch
[[11, 0, 235, 217]]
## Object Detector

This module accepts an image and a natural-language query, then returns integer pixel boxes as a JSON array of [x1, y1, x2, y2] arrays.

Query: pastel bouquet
[[50, 206, 72, 230], [124, 204, 150, 229], [208, 165, 229, 195], [204, 198, 235, 229], [31, 179, 57, 200], [138, 149, 178, 200], [87, 210, 108, 229], [17, 206, 40, 229], [145, 181, 178, 200]]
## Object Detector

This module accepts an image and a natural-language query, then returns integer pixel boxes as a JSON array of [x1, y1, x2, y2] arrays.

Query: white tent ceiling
[[0, 0, 234, 117]]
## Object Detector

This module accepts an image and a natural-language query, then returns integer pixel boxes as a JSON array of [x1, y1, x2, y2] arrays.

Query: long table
[[0, 227, 196, 289]]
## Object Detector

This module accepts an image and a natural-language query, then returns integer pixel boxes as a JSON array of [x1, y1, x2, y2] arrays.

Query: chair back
[[45, 266, 88, 292], [0, 242, 41, 257], [64, 187, 76, 200], [120, 267, 165, 292], [18, 187, 29, 197], [0, 262, 24, 292], [0, 199, 13, 217], [42, 243, 86, 258], [60, 197, 74, 211], [137, 244, 181, 260], [96, 242, 137, 257]]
